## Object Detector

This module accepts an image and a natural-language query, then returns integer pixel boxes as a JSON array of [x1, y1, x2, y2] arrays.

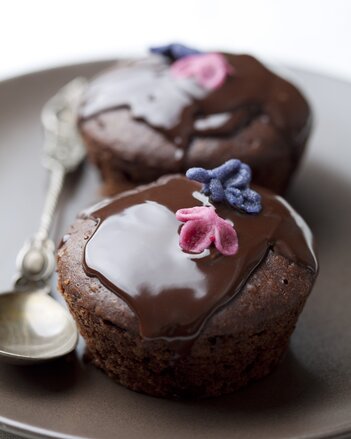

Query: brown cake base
[[80, 109, 309, 195], [57, 217, 314, 398]]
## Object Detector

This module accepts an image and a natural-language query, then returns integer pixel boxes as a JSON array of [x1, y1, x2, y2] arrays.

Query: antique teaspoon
[[0, 78, 87, 363]]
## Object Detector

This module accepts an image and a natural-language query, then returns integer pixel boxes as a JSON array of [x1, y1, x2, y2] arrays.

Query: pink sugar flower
[[170, 53, 234, 90], [176, 206, 238, 256]]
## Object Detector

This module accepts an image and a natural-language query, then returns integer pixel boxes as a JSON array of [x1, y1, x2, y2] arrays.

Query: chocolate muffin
[[57, 160, 318, 398], [78, 43, 312, 194]]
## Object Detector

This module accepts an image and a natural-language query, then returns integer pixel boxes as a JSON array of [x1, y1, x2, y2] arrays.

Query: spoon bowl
[[0, 289, 78, 364]]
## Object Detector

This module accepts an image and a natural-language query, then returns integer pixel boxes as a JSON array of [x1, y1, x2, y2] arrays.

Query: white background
[[0, 0, 350, 82]]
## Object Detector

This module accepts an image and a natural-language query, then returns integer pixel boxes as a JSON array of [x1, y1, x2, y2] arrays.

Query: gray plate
[[0, 61, 350, 439]]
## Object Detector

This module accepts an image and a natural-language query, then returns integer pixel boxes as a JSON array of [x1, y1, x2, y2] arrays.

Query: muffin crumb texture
[[58, 219, 314, 398]]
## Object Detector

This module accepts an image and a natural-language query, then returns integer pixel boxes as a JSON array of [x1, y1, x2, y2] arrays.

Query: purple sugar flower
[[186, 159, 262, 214], [150, 43, 202, 61]]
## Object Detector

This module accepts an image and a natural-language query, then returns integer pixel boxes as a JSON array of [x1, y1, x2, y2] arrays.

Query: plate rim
[[2, 56, 351, 90]]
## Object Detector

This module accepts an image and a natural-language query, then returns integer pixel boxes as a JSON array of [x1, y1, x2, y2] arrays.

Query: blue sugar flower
[[225, 186, 262, 214], [186, 159, 262, 214], [150, 43, 202, 61]]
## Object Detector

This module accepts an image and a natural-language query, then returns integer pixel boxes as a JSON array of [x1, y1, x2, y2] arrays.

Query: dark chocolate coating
[[81, 176, 317, 345], [79, 54, 312, 193]]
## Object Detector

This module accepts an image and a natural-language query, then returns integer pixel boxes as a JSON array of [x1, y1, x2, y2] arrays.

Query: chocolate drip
[[79, 54, 310, 152], [83, 176, 317, 341]]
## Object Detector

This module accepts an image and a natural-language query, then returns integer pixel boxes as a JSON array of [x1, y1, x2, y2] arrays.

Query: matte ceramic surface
[[0, 62, 350, 439]]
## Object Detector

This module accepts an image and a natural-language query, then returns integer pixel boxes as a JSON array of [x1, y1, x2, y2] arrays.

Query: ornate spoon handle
[[15, 78, 87, 290]]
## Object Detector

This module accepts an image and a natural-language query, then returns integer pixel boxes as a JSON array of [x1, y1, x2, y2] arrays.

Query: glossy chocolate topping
[[79, 54, 311, 152], [83, 176, 317, 341]]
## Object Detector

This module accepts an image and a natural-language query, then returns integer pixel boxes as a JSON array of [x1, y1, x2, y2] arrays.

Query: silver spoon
[[0, 78, 87, 363]]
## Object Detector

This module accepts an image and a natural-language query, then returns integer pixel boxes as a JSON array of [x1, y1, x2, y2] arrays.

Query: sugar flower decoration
[[176, 206, 238, 256], [186, 159, 262, 214], [150, 43, 202, 61], [170, 53, 234, 90]]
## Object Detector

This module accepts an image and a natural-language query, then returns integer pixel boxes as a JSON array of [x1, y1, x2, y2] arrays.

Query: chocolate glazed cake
[[78, 45, 312, 194], [57, 162, 318, 398]]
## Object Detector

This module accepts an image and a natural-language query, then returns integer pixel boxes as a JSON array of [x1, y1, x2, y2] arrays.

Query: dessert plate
[[0, 61, 350, 439]]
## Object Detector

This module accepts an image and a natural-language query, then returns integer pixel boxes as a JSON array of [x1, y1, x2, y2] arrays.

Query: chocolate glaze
[[83, 176, 317, 342], [79, 54, 311, 155]]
